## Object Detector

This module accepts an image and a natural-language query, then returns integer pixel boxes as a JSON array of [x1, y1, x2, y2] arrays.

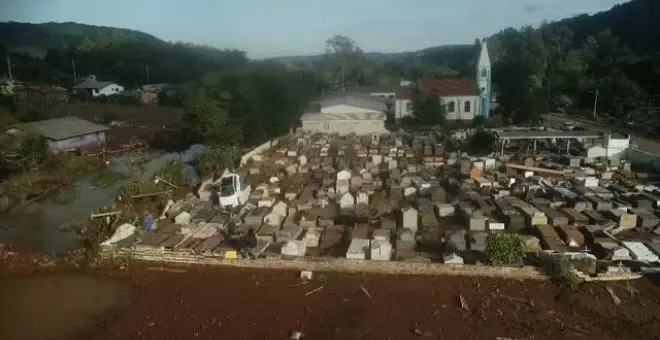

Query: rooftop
[[300, 112, 386, 121], [312, 92, 389, 112], [17, 116, 110, 141], [395, 78, 479, 99], [73, 79, 117, 90], [496, 130, 603, 140]]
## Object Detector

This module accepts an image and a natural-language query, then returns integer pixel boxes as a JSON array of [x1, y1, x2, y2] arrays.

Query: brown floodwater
[[0, 275, 132, 340]]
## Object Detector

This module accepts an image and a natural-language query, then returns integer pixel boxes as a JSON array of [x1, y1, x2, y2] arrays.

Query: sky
[[0, 0, 630, 58]]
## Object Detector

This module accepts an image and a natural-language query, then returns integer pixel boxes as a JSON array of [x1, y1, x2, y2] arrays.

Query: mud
[[0, 275, 131, 340]]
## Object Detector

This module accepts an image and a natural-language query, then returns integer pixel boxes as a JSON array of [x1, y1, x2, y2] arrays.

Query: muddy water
[[0, 275, 131, 340], [0, 152, 180, 254]]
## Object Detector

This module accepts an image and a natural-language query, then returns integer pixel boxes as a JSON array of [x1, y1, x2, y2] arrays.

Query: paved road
[[544, 114, 660, 155]]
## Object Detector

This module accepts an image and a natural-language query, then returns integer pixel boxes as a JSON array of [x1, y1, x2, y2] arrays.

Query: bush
[[154, 159, 186, 186], [472, 115, 487, 128], [541, 255, 581, 289], [467, 130, 496, 156], [118, 180, 163, 199], [94, 169, 129, 188], [197, 147, 238, 179], [484, 232, 525, 265]]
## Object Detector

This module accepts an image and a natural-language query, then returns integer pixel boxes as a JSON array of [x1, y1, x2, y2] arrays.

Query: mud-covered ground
[[2, 247, 660, 340]]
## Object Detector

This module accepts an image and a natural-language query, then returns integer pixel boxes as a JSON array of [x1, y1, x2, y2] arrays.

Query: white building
[[73, 75, 124, 97], [394, 40, 492, 121], [300, 93, 389, 135]]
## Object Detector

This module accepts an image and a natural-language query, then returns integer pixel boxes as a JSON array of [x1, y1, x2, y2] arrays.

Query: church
[[393, 40, 492, 121]]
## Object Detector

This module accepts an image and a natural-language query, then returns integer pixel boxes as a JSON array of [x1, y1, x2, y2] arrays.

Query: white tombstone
[[286, 164, 298, 175], [356, 192, 369, 205], [339, 192, 355, 209], [337, 170, 351, 181], [372, 155, 383, 165], [298, 155, 308, 166], [403, 186, 417, 197], [402, 207, 419, 231], [271, 201, 288, 217], [281, 240, 307, 256], [370, 240, 392, 261]]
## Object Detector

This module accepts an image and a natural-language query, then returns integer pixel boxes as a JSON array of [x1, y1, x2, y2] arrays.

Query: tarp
[[101, 223, 136, 246]]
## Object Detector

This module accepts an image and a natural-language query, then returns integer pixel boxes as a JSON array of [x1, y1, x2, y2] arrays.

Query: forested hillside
[[0, 0, 659, 143]]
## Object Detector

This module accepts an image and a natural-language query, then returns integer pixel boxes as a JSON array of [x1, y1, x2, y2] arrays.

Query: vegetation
[[197, 148, 239, 179], [483, 232, 525, 265], [411, 86, 446, 125], [53, 185, 78, 204], [467, 130, 497, 156], [154, 159, 186, 186], [93, 169, 128, 188], [541, 255, 582, 289]]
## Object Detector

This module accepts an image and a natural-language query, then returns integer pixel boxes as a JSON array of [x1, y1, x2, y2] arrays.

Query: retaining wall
[[102, 248, 548, 280], [240, 137, 283, 166]]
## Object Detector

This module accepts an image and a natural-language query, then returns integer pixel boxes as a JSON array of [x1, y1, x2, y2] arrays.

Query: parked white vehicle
[[218, 173, 252, 208]]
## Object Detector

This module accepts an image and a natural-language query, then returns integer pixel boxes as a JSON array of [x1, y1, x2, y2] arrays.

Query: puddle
[[0, 152, 180, 254], [0, 275, 131, 340]]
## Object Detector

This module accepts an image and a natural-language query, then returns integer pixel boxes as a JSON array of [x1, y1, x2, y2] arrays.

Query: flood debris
[[300, 270, 313, 280], [605, 286, 622, 306], [304, 286, 324, 296], [360, 284, 372, 298], [458, 294, 469, 310]]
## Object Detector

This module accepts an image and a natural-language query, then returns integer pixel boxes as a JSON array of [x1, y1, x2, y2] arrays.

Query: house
[[16, 85, 69, 105], [14, 116, 109, 152], [394, 40, 492, 120], [300, 92, 389, 135], [73, 75, 124, 97]]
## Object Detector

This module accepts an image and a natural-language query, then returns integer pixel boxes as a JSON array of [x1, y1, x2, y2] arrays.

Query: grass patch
[[94, 169, 129, 188], [154, 159, 185, 186]]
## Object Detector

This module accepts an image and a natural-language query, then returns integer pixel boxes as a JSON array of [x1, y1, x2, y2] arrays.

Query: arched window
[[481, 68, 488, 78], [464, 101, 471, 112], [447, 101, 456, 113]]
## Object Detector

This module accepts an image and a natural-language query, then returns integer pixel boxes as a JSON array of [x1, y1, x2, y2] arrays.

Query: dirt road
[[3, 256, 659, 340]]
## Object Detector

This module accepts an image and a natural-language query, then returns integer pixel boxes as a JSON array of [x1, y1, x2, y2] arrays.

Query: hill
[[0, 21, 164, 57]]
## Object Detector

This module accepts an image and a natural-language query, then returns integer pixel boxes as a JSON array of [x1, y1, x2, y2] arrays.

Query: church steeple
[[476, 39, 492, 117]]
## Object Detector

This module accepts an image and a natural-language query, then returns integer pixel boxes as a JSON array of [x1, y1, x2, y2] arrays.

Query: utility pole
[[145, 64, 150, 84], [6, 55, 12, 81], [71, 59, 77, 84], [593, 88, 599, 119]]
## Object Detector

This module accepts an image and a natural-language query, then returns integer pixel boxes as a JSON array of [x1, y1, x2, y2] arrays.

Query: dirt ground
[[2, 247, 660, 340]]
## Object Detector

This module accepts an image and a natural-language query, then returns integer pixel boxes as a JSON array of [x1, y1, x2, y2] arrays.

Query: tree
[[484, 232, 525, 265], [467, 130, 497, 156], [324, 35, 366, 90], [182, 83, 242, 146], [411, 87, 446, 125]]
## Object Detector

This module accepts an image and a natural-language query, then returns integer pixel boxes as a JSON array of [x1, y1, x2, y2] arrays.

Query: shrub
[[197, 147, 238, 179], [541, 255, 581, 289], [484, 232, 525, 265], [154, 159, 185, 186], [94, 169, 129, 188]]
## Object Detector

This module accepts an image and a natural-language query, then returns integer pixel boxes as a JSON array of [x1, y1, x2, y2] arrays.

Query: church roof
[[395, 77, 478, 99]]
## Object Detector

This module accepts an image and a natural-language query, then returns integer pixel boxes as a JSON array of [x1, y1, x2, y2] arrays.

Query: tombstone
[[339, 192, 355, 210], [271, 201, 288, 217], [350, 176, 363, 189], [298, 155, 308, 166], [286, 164, 298, 175], [402, 207, 419, 231], [403, 186, 417, 198], [388, 159, 398, 170], [337, 169, 351, 181], [372, 155, 383, 166], [356, 191, 369, 205]]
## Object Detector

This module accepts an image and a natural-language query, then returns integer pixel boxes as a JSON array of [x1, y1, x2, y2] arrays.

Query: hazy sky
[[1, 0, 629, 58]]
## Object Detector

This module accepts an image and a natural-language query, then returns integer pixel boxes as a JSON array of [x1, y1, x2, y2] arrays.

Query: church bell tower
[[476, 39, 492, 117]]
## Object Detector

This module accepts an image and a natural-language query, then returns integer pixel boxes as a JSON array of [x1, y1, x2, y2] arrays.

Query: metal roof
[[496, 130, 602, 140], [18, 116, 110, 141], [300, 112, 386, 121], [314, 92, 389, 112], [73, 79, 117, 90]]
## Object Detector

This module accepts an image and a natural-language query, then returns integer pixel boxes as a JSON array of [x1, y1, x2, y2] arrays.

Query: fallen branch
[[459, 294, 469, 310], [155, 176, 178, 188], [90, 211, 122, 219], [146, 266, 187, 273], [305, 285, 324, 296], [605, 286, 621, 306], [360, 285, 372, 298], [131, 190, 172, 199]]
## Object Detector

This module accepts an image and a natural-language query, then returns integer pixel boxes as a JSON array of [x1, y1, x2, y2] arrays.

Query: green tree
[[324, 35, 366, 90], [182, 83, 242, 146], [411, 87, 446, 125], [468, 130, 497, 156]]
